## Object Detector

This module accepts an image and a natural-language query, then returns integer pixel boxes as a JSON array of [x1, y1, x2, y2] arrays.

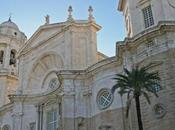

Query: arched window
[[2, 125, 10, 130], [10, 49, 16, 66], [0, 50, 4, 64]]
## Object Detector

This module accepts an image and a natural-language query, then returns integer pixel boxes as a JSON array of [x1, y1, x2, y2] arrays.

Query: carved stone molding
[[168, 0, 175, 9]]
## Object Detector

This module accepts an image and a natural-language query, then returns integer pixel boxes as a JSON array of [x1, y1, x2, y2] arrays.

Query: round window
[[153, 103, 166, 119], [97, 88, 113, 110], [49, 78, 59, 89]]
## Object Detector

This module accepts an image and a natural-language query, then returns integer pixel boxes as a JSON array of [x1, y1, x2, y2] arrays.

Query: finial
[[45, 15, 50, 25], [67, 6, 74, 21], [8, 13, 12, 22], [88, 6, 95, 22]]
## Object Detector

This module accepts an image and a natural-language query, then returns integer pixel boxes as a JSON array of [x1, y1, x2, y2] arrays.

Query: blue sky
[[0, 0, 125, 56]]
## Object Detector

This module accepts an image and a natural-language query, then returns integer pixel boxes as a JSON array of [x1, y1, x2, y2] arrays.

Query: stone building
[[0, 0, 175, 130]]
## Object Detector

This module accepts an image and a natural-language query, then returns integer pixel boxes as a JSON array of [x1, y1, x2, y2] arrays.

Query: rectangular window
[[142, 5, 154, 28], [47, 110, 57, 130], [29, 122, 36, 130]]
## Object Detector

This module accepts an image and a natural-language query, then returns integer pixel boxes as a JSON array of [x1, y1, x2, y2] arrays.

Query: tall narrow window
[[10, 49, 16, 66], [142, 5, 154, 28], [0, 50, 4, 64], [47, 110, 58, 130]]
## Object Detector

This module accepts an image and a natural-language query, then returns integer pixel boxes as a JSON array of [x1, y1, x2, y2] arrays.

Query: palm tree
[[112, 65, 160, 130]]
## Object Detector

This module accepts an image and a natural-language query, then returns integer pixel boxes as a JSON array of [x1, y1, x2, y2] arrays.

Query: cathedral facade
[[0, 0, 175, 130]]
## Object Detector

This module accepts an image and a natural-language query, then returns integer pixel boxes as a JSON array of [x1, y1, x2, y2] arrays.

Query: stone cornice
[[8, 86, 63, 103], [54, 56, 120, 79], [0, 103, 13, 114], [85, 56, 120, 76], [0, 72, 18, 80], [116, 21, 175, 51], [7, 56, 122, 103]]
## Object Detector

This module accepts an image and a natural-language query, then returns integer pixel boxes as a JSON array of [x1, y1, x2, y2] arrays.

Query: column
[[4, 45, 10, 69]]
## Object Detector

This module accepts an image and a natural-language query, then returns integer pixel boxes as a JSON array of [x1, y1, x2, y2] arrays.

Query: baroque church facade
[[0, 0, 175, 130]]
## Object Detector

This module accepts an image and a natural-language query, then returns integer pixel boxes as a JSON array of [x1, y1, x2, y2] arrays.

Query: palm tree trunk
[[135, 96, 143, 130]]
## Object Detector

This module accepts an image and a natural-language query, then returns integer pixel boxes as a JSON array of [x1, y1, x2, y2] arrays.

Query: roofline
[[18, 21, 102, 58], [118, 0, 124, 11]]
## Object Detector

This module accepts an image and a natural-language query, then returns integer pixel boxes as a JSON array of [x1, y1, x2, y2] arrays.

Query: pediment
[[18, 20, 101, 57], [19, 23, 68, 55]]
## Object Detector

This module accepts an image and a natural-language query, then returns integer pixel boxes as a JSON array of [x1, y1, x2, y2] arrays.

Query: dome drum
[[0, 19, 26, 42], [0, 20, 19, 30]]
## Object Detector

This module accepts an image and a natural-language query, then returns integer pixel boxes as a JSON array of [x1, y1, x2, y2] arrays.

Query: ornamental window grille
[[97, 89, 113, 110], [49, 78, 59, 89], [151, 80, 161, 92], [142, 5, 154, 28]]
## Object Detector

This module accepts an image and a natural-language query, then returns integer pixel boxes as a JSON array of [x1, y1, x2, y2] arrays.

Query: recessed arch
[[31, 51, 64, 70], [27, 52, 64, 93]]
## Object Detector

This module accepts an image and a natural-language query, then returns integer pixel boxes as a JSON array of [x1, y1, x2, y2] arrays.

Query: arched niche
[[27, 52, 64, 93], [9, 49, 17, 66], [0, 43, 6, 65], [2, 125, 10, 130], [0, 50, 4, 64]]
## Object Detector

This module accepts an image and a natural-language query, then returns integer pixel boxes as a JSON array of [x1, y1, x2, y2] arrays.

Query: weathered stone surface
[[0, 1, 175, 130]]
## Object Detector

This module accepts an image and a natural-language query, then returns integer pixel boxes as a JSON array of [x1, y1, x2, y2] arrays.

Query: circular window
[[14, 32, 17, 36], [49, 78, 59, 89], [153, 103, 166, 119], [97, 88, 113, 110]]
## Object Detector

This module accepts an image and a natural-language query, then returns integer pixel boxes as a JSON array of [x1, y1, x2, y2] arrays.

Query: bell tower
[[118, 0, 175, 37], [0, 18, 26, 106]]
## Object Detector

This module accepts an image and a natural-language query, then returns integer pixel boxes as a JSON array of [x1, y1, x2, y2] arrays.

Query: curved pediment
[[26, 53, 64, 94]]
